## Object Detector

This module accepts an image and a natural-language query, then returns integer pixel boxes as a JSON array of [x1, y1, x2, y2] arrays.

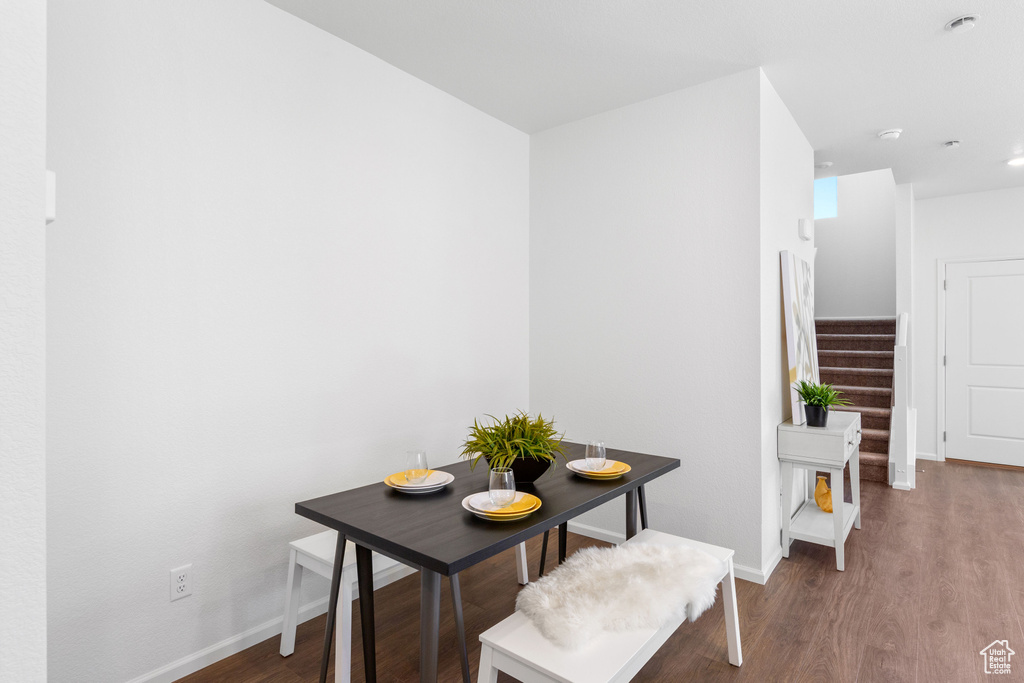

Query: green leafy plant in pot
[[794, 380, 851, 427], [460, 412, 566, 484]]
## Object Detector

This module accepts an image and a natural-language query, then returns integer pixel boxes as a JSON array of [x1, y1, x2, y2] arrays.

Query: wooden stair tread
[[832, 385, 891, 395], [817, 334, 896, 341], [820, 366, 893, 375], [859, 451, 889, 466], [840, 405, 891, 417], [819, 350, 894, 358]]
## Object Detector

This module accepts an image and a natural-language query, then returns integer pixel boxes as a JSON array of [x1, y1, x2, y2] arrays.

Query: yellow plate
[[572, 463, 632, 479], [385, 471, 441, 488], [468, 492, 542, 515]]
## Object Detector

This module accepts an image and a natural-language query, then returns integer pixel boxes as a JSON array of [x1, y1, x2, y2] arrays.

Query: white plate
[[387, 470, 455, 489], [460, 494, 536, 521], [465, 491, 535, 514], [566, 459, 625, 475], [389, 483, 447, 494]]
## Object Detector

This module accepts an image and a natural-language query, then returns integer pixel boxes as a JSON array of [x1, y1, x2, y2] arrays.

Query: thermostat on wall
[[798, 218, 813, 242]]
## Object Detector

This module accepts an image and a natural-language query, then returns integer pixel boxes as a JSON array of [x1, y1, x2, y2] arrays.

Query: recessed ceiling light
[[944, 140, 961, 149], [945, 15, 978, 33], [815, 161, 833, 169], [1008, 157, 1024, 167], [878, 129, 902, 141]]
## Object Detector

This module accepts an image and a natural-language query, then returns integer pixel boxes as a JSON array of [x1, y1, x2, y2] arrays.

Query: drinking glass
[[489, 467, 516, 508], [585, 441, 607, 471], [404, 450, 429, 484]]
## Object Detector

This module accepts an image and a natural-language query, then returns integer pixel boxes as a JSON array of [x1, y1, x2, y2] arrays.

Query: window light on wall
[[814, 177, 838, 220]]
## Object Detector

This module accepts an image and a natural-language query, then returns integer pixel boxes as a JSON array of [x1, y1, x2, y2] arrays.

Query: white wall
[[758, 73, 815, 568], [815, 169, 896, 318], [530, 68, 812, 579], [0, 2, 48, 681], [912, 186, 1024, 459], [47, 2, 529, 681], [895, 183, 915, 402]]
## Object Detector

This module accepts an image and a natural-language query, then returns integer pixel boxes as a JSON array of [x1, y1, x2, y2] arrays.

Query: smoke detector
[[944, 140, 961, 149], [815, 161, 833, 169], [945, 15, 978, 33], [878, 129, 903, 141]]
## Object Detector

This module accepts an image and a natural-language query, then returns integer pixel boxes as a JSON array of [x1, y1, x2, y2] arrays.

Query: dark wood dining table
[[295, 441, 680, 683]]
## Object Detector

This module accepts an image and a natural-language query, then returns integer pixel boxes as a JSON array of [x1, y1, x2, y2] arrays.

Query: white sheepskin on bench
[[515, 541, 725, 650]]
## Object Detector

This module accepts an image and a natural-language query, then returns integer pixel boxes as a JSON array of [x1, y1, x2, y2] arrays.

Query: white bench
[[477, 529, 742, 683], [281, 530, 533, 683]]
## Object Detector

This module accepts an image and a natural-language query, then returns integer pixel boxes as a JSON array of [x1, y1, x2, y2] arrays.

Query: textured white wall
[[815, 169, 897, 318], [912, 186, 1024, 459], [530, 70, 766, 573], [47, 2, 529, 680], [758, 72, 815, 568], [0, 3, 47, 681]]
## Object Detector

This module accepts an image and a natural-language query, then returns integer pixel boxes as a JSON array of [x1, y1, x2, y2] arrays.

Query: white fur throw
[[515, 542, 725, 650]]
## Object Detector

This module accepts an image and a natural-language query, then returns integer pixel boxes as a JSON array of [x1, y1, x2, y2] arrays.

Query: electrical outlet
[[170, 564, 193, 601]]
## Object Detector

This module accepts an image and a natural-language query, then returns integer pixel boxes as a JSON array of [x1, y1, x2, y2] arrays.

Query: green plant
[[460, 412, 566, 471], [794, 380, 852, 409]]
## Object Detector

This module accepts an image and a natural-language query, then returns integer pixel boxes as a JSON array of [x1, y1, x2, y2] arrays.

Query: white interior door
[[946, 259, 1024, 466]]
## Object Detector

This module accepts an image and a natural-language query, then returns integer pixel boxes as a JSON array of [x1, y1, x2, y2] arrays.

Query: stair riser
[[816, 336, 896, 352], [854, 412, 890, 431], [816, 320, 897, 335], [820, 369, 893, 389], [859, 462, 889, 483], [861, 435, 890, 455], [833, 389, 892, 409], [818, 352, 894, 369]]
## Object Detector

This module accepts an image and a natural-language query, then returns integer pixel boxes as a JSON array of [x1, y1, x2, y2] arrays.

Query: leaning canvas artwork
[[781, 250, 819, 425]]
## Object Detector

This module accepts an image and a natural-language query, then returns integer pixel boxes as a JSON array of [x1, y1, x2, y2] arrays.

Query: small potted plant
[[460, 412, 567, 484], [794, 380, 851, 428]]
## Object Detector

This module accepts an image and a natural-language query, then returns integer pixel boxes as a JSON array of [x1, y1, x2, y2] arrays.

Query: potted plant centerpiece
[[461, 412, 567, 484], [794, 380, 851, 428]]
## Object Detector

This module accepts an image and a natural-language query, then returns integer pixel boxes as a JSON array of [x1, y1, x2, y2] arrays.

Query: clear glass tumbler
[[585, 441, 607, 471], [488, 467, 516, 508], [404, 450, 429, 484]]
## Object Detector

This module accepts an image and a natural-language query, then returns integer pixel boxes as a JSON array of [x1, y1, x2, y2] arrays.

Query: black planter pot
[[486, 455, 554, 484], [804, 404, 829, 428]]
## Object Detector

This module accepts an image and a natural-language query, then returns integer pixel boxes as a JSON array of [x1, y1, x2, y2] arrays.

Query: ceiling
[[265, 0, 1024, 199]]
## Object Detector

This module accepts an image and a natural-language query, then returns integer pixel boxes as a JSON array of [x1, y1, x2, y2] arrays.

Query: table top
[[295, 442, 679, 575]]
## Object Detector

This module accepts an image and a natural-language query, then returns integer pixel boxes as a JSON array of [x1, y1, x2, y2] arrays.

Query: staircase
[[816, 318, 896, 483]]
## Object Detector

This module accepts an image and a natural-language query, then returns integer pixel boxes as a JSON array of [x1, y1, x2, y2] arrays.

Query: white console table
[[778, 411, 862, 571]]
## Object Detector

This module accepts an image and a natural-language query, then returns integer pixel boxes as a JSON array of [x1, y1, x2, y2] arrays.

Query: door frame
[[937, 255, 1024, 462]]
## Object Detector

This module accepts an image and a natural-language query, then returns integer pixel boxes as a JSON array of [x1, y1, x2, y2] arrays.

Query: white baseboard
[[125, 597, 329, 683], [917, 451, 939, 461], [566, 520, 626, 545], [567, 521, 774, 584]]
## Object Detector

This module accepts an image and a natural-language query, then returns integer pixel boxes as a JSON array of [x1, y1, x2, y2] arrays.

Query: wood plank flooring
[[180, 460, 1024, 682]]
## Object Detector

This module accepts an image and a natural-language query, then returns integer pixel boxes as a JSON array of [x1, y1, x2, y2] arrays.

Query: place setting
[[462, 466, 542, 522], [383, 450, 455, 494], [566, 440, 632, 480]]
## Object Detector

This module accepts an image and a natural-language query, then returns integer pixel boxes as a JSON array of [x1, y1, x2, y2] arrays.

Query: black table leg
[[558, 523, 567, 564], [538, 530, 550, 577], [449, 574, 470, 683], [420, 569, 442, 682], [319, 533, 347, 683], [355, 545, 376, 682], [638, 485, 649, 530], [626, 489, 638, 539]]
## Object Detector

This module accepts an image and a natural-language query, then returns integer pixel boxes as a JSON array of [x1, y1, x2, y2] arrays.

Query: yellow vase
[[814, 475, 833, 513]]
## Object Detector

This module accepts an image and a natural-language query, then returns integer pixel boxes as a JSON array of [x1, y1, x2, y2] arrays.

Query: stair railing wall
[[889, 312, 916, 489]]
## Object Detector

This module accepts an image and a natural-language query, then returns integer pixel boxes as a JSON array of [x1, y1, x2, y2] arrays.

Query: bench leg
[[477, 643, 499, 683], [722, 558, 742, 667], [337, 570, 354, 683], [280, 549, 302, 656], [515, 542, 529, 585]]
